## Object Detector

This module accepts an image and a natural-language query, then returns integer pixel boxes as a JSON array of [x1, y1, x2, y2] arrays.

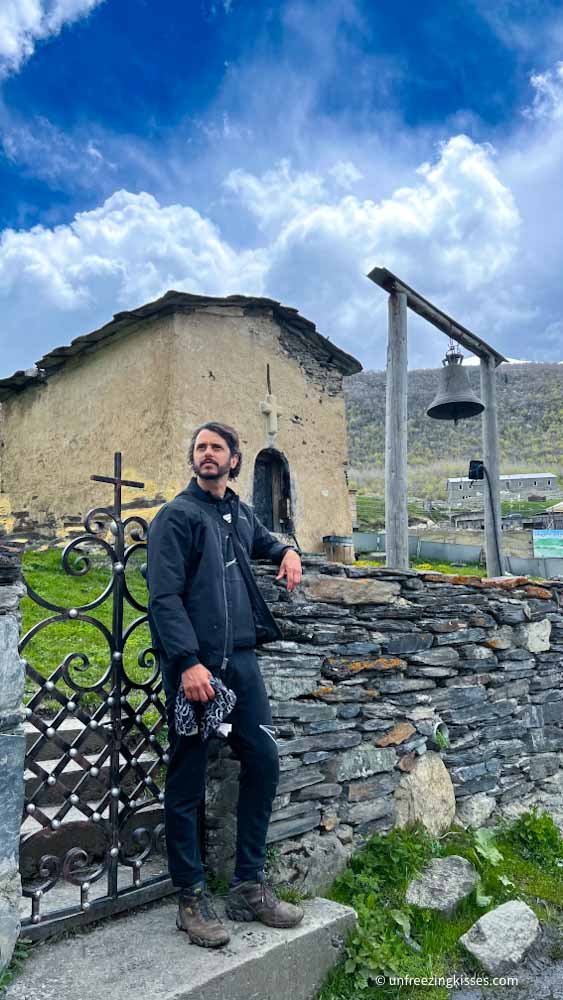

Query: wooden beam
[[385, 291, 409, 570], [368, 267, 507, 367], [480, 356, 504, 576]]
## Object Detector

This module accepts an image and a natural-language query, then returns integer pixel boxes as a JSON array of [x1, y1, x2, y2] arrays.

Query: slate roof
[[0, 291, 362, 401]]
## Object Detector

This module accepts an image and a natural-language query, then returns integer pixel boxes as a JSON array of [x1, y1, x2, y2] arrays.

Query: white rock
[[514, 619, 551, 653], [455, 793, 496, 829], [460, 900, 540, 974], [393, 752, 456, 836], [406, 856, 478, 913], [289, 832, 353, 894]]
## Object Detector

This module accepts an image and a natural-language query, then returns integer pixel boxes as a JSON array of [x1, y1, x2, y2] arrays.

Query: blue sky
[[1, 0, 563, 377]]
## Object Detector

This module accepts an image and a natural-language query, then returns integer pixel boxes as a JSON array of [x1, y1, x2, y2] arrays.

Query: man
[[147, 421, 304, 948]]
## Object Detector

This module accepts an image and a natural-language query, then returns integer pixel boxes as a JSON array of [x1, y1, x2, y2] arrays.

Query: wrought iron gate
[[20, 454, 174, 940]]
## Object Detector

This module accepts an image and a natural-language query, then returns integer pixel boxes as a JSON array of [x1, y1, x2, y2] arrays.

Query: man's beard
[[194, 458, 231, 480]]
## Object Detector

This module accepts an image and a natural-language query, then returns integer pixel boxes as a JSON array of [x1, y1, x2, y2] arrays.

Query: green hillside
[[344, 362, 563, 499]]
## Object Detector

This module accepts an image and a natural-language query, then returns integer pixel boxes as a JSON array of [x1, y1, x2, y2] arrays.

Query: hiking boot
[[176, 886, 230, 948], [225, 879, 304, 928]]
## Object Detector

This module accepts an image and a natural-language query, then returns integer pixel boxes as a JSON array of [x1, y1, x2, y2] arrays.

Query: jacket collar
[[182, 477, 238, 507]]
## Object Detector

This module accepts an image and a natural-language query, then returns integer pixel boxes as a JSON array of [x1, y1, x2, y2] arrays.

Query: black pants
[[164, 648, 280, 889]]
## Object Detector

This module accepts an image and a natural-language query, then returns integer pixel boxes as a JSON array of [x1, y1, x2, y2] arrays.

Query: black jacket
[[147, 479, 290, 695]]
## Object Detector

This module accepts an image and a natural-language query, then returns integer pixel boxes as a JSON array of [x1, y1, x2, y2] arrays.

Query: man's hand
[[276, 549, 302, 592], [181, 664, 215, 702]]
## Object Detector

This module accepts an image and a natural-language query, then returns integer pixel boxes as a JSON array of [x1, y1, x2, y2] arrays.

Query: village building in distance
[[0, 292, 361, 551], [447, 472, 558, 505]]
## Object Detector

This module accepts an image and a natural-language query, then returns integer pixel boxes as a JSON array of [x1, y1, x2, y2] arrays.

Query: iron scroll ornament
[[19, 454, 174, 939]]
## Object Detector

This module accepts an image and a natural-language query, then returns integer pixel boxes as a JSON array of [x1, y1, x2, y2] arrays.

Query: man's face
[[193, 430, 238, 480]]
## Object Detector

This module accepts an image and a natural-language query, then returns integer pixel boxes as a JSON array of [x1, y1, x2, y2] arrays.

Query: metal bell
[[426, 347, 485, 423]]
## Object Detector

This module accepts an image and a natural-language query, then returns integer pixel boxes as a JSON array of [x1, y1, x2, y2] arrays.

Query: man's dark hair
[[188, 422, 243, 479]]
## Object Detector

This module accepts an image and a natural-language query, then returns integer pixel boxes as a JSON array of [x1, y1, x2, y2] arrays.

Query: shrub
[[502, 808, 563, 871]]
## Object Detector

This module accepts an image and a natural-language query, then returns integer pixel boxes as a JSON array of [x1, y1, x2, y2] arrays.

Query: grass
[[356, 557, 487, 577], [0, 939, 33, 995], [316, 810, 563, 1000], [356, 496, 432, 530], [21, 546, 163, 717], [411, 560, 487, 577], [501, 498, 555, 516]]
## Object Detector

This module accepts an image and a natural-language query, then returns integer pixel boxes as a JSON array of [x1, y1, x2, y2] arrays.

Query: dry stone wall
[[206, 559, 563, 891]]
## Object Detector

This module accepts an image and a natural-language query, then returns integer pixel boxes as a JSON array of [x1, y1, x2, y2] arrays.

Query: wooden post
[[480, 355, 504, 577], [385, 290, 409, 569]]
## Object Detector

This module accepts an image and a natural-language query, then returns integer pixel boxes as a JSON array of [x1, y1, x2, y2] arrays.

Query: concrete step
[[19, 856, 168, 920], [22, 798, 112, 835], [6, 896, 356, 1000], [20, 799, 165, 877], [21, 797, 165, 836], [25, 750, 162, 802], [25, 718, 111, 759], [25, 716, 167, 761]]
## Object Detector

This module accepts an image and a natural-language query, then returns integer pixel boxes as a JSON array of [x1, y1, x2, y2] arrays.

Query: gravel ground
[[451, 925, 563, 1000]]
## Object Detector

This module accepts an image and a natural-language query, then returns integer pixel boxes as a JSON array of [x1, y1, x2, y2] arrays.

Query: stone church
[[0, 292, 361, 551]]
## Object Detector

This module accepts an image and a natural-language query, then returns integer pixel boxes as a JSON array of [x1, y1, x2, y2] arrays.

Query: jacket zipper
[[218, 523, 230, 672]]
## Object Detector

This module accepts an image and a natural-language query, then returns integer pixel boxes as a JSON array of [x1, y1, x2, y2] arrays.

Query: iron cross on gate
[[91, 452, 145, 515]]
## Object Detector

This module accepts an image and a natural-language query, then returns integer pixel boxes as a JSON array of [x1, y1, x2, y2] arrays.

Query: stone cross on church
[[259, 364, 282, 445]]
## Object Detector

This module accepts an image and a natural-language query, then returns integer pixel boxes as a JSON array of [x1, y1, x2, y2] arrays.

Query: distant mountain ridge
[[343, 362, 563, 498]]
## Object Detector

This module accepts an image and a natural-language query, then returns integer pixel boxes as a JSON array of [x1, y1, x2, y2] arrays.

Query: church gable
[[0, 291, 360, 403], [0, 292, 361, 552]]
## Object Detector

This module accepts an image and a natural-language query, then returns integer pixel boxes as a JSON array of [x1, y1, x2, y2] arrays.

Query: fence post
[[0, 544, 26, 971], [480, 356, 504, 576], [385, 290, 409, 569]]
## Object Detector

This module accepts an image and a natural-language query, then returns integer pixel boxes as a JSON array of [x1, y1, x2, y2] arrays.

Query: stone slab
[[277, 767, 325, 794], [0, 583, 26, 614], [269, 702, 337, 722], [5, 897, 357, 1000], [408, 647, 460, 666], [340, 797, 393, 824], [346, 773, 398, 801], [0, 732, 25, 875], [277, 731, 361, 756], [324, 744, 396, 781], [266, 810, 322, 842], [0, 616, 25, 717], [263, 673, 322, 701], [380, 633, 433, 655], [300, 576, 400, 605]]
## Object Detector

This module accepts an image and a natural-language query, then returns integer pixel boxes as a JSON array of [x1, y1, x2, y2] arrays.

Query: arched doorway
[[252, 449, 293, 533]]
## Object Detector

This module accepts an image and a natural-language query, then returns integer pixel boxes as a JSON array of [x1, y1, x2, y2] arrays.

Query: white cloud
[[329, 160, 364, 189], [0, 190, 267, 370], [0, 0, 105, 77], [225, 136, 520, 367], [0, 136, 522, 376], [227, 137, 519, 295], [1, 115, 115, 183], [0, 188, 266, 306], [225, 159, 327, 227], [524, 62, 563, 120], [3, 0, 562, 377]]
